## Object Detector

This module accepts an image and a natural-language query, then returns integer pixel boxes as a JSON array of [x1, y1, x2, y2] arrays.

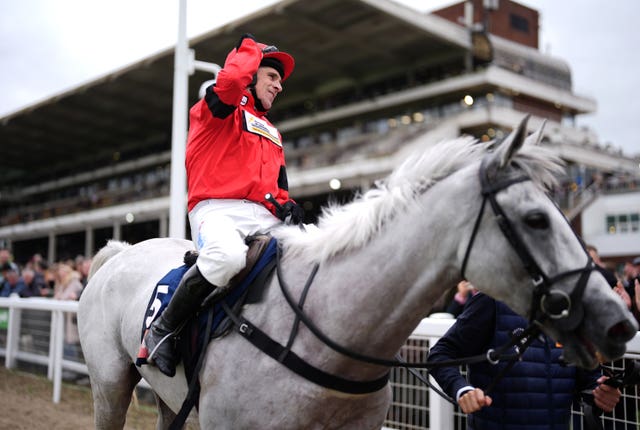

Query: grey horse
[[78, 117, 637, 429]]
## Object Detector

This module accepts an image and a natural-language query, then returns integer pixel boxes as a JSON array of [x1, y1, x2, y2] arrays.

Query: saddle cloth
[[135, 236, 278, 375]]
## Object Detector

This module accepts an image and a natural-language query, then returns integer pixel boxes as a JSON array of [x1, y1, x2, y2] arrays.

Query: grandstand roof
[[0, 0, 469, 189]]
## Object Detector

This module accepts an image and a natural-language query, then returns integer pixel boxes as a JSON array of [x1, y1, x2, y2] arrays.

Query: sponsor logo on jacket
[[242, 111, 282, 147]]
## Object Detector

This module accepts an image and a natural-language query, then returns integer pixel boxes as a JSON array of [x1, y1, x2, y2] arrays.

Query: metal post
[[85, 226, 93, 257], [429, 372, 455, 430], [112, 222, 121, 241], [159, 213, 169, 238], [169, 0, 190, 239], [47, 231, 56, 265], [47, 311, 56, 380], [4, 303, 20, 369], [464, 0, 474, 72], [52, 310, 64, 404]]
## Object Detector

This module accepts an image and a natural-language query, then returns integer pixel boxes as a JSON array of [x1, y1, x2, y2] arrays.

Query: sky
[[1, 0, 639, 156]]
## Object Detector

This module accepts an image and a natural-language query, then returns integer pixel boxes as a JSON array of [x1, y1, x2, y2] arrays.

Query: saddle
[[136, 235, 277, 371]]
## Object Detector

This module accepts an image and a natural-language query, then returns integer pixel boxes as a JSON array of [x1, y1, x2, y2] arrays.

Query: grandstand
[[1, 0, 639, 264]]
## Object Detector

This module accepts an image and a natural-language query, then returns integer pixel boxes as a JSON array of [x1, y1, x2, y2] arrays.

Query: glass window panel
[[606, 215, 616, 234]]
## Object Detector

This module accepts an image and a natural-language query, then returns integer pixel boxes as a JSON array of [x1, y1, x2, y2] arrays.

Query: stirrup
[[146, 331, 176, 364]]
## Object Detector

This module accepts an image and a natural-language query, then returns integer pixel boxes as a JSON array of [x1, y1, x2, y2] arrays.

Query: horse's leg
[[90, 363, 141, 429], [154, 394, 177, 430]]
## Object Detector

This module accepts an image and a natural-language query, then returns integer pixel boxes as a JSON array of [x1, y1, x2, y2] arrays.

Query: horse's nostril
[[607, 320, 637, 342]]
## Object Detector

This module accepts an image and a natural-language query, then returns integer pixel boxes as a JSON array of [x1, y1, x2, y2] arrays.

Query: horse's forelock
[[276, 136, 562, 261], [511, 144, 565, 190]]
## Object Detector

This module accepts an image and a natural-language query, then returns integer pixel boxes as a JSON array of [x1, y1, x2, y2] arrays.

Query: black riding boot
[[144, 264, 215, 377]]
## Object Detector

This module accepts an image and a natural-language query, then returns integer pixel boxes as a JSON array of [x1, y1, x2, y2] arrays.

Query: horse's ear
[[492, 114, 530, 168], [525, 119, 546, 146]]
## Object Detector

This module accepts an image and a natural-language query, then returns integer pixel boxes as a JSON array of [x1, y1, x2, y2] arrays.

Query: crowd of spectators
[[0, 247, 91, 377], [0, 249, 91, 300]]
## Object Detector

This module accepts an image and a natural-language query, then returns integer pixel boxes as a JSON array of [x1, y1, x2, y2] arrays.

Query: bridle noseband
[[461, 155, 597, 330]]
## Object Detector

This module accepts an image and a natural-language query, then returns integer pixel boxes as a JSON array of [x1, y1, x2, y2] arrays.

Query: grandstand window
[[510, 14, 529, 33], [631, 213, 639, 232], [606, 213, 640, 234], [619, 214, 629, 233]]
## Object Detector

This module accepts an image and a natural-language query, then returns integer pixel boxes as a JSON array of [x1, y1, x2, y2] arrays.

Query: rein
[[274, 245, 524, 370]]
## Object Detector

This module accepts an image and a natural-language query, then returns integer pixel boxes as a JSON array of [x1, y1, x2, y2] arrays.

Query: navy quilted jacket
[[428, 293, 600, 430]]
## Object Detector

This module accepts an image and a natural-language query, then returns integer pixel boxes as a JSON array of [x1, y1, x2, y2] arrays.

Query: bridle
[[461, 155, 597, 331]]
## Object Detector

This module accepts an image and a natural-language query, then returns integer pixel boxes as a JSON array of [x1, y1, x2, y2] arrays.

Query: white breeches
[[188, 199, 281, 286]]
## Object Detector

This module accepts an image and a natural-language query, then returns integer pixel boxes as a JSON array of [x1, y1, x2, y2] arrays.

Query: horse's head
[[462, 116, 638, 369]]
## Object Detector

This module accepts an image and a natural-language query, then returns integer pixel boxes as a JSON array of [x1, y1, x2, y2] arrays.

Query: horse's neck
[[334, 200, 461, 344], [272, 180, 473, 379]]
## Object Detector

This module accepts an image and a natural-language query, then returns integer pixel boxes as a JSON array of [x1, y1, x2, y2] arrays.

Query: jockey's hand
[[236, 33, 255, 50], [277, 200, 304, 225], [593, 376, 621, 413], [458, 388, 492, 414]]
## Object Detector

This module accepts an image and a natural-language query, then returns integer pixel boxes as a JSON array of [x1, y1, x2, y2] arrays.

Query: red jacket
[[185, 38, 290, 214]]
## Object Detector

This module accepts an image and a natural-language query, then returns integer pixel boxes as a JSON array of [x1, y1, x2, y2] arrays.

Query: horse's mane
[[88, 240, 131, 280], [275, 136, 563, 262]]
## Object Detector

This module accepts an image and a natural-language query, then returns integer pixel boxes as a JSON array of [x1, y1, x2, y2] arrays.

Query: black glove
[[236, 33, 255, 50], [276, 200, 305, 225]]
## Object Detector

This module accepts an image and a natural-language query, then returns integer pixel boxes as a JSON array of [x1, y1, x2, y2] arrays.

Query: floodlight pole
[[169, 0, 220, 238], [169, 0, 190, 239]]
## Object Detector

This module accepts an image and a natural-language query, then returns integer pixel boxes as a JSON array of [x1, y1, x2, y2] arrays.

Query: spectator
[[78, 257, 91, 290], [53, 263, 83, 364], [0, 267, 27, 297], [586, 244, 617, 287], [427, 293, 621, 430], [41, 263, 56, 298], [0, 248, 19, 274], [622, 259, 639, 294], [587, 245, 633, 312], [588, 251, 640, 430], [635, 278, 640, 319], [21, 268, 47, 297]]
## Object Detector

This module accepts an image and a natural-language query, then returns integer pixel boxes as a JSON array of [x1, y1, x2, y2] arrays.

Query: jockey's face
[[254, 66, 283, 111]]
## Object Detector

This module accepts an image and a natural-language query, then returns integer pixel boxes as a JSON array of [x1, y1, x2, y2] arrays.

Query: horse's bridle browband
[[461, 155, 597, 330]]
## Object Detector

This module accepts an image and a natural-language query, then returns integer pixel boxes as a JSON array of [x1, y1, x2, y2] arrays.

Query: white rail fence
[[1, 296, 639, 429]]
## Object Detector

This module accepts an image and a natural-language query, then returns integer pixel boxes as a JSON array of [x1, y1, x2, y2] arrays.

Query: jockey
[[143, 33, 302, 377]]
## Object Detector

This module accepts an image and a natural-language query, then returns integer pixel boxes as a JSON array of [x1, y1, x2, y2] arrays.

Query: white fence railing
[[0, 296, 85, 404], [1, 296, 639, 429]]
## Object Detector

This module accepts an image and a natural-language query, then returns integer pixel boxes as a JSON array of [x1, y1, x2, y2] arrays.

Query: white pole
[[47, 312, 56, 380], [169, 0, 189, 238], [429, 372, 455, 430], [4, 304, 20, 369], [52, 310, 64, 404]]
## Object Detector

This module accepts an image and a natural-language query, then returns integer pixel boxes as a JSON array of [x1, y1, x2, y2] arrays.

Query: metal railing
[[0, 296, 85, 404], [384, 318, 640, 430], [1, 296, 639, 428]]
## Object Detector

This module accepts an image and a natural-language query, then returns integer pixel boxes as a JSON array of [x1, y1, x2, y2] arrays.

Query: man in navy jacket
[[428, 293, 621, 429]]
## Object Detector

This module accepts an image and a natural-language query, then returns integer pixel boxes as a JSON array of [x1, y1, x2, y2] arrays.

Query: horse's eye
[[524, 211, 549, 230]]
